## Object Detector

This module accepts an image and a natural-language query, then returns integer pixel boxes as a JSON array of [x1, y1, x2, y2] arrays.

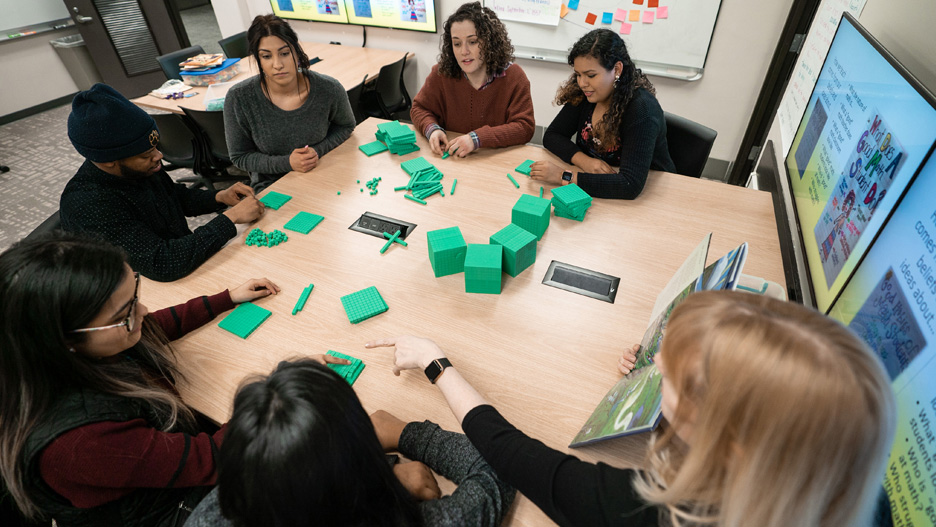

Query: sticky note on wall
[[633, 0, 643, 4], [648, 0, 659, 7], [568, 0, 579, 9], [614, 8, 628, 21], [560, 3, 570, 17], [619, 22, 632, 35], [657, 6, 668, 18], [642, 10, 655, 23], [585, 12, 597, 24], [629, 10, 640, 21], [602, 12, 613, 24]]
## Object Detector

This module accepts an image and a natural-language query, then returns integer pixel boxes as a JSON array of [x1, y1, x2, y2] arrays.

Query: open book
[[569, 236, 748, 447]]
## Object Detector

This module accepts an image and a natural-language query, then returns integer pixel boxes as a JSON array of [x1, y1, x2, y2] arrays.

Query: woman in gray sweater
[[224, 15, 355, 191]]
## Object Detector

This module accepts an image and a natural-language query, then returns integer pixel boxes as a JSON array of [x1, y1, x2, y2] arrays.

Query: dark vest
[[22, 389, 211, 527]]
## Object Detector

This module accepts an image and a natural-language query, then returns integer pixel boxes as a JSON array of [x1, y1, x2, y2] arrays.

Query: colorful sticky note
[[585, 12, 597, 24], [648, 0, 659, 7], [567, 0, 579, 9], [633, 0, 643, 4], [614, 8, 628, 21], [560, 3, 570, 18], [629, 10, 640, 21], [642, 10, 654, 23], [619, 22, 632, 35], [657, 6, 668, 18], [601, 12, 613, 24]]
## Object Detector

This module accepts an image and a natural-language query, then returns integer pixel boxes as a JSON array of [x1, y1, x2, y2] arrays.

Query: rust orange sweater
[[410, 63, 535, 148]]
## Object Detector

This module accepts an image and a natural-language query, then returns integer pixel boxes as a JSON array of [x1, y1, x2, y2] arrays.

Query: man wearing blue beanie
[[60, 84, 265, 281]]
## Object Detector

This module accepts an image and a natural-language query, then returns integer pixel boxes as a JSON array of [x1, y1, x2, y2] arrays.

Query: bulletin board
[[484, 0, 722, 80]]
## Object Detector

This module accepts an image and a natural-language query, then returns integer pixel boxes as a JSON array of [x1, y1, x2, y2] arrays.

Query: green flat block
[[512, 194, 551, 241], [464, 244, 502, 294], [551, 184, 593, 210], [389, 144, 420, 156], [340, 286, 389, 324], [327, 350, 366, 385], [426, 226, 467, 277], [554, 206, 586, 221], [359, 140, 389, 156], [515, 159, 535, 176], [219, 302, 271, 338], [401, 157, 435, 176], [283, 211, 324, 234], [490, 224, 537, 277], [259, 191, 292, 210]]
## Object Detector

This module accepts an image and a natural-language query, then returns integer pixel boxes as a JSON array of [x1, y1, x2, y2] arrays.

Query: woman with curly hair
[[532, 29, 675, 199], [410, 2, 534, 158]]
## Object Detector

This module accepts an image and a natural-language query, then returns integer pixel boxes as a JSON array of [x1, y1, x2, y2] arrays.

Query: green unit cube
[[426, 226, 467, 277], [340, 286, 389, 324], [489, 224, 537, 277], [218, 302, 271, 338], [511, 194, 551, 240], [464, 244, 503, 294]]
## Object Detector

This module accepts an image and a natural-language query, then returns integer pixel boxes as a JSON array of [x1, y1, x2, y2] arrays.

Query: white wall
[[1, 27, 81, 117], [214, 0, 794, 162]]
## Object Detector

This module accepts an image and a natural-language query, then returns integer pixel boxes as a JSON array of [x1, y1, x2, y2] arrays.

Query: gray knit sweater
[[223, 70, 355, 180]]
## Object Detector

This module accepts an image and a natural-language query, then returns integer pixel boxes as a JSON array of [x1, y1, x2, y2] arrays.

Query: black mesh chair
[[181, 107, 241, 184], [346, 75, 368, 125], [664, 112, 717, 179], [24, 211, 62, 242], [156, 45, 205, 80], [361, 55, 411, 121], [151, 113, 215, 188], [219, 31, 248, 59]]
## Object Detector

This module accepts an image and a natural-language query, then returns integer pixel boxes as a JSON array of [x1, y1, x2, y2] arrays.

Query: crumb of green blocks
[[515, 159, 535, 176], [426, 226, 467, 277], [506, 173, 519, 188], [490, 224, 537, 277], [383, 231, 408, 247], [283, 211, 324, 234], [357, 180, 360, 183], [245, 228, 288, 247], [380, 230, 401, 254], [337, 191, 341, 195], [511, 194, 551, 241], [292, 284, 314, 315], [359, 140, 389, 156], [464, 244, 503, 294], [339, 286, 389, 324], [326, 350, 365, 385], [259, 191, 292, 210], [219, 302, 271, 338]]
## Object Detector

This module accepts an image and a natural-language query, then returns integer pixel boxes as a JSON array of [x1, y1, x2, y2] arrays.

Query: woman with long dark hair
[[531, 29, 675, 199], [184, 360, 515, 527], [224, 14, 355, 191]]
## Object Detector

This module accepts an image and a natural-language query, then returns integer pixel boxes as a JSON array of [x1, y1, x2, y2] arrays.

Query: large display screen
[[827, 148, 936, 526], [784, 13, 936, 313], [270, 0, 438, 33]]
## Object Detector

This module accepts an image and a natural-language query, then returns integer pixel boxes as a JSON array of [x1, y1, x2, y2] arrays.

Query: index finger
[[365, 337, 397, 349]]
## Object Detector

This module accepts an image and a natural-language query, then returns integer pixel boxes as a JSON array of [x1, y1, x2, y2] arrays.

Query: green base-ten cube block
[[340, 286, 389, 324], [464, 244, 503, 294], [426, 226, 467, 277], [489, 224, 537, 277], [218, 302, 271, 338], [511, 194, 551, 240]]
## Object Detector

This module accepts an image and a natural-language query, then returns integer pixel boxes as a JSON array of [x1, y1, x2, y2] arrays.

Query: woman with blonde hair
[[369, 290, 896, 526]]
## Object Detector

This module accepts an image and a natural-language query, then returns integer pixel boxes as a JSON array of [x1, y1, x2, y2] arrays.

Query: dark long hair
[[555, 29, 655, 151], [218, 360, 422, 527], [438, 2, 514, 78], [0, 233, 192, 519], [247, 14, 311, 95]]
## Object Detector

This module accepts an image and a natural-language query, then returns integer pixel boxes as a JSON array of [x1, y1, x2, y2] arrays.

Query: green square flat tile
[[259, 191, 292, 210], [551, 184, 592, 208], [515, 159, 535, 176], [340, 286, 389, 324], [218, 302, 271, 338], [512, 194, 551, 240], [490, 224, 537, 277], [283, 211, 324, 234], [327, 350, 366, 385], [427, 226, 467, 277], [359, 140, 389, 156], [464, 244, 502, 294], [389, 143, 420, 155]]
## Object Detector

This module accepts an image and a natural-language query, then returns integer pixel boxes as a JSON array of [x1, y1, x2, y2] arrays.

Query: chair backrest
[[156, 45, 205, 81], [181, 107, 230, 163], [346, 75, 368, 125], [24, 211, 61, 242], [664, 112, 717, 179], [374, 55, 410, 115], [219, 31, 248, 59], [151, 113, 198, 168]]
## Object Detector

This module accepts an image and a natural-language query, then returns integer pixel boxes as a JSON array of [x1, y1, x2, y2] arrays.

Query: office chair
[[664, 112, 717, 179], [219, 31, 249, 59], [345, 75, 368, 125], [181, 107, 247, 187], [156, 45, 205, 81], [23, 211, 62, 242], [361, 54, 412, 121], [151, 113, 215, 188]]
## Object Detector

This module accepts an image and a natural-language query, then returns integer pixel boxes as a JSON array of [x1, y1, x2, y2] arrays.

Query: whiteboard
[[486, 0, 722, 80], [2, 0, 70, 31]]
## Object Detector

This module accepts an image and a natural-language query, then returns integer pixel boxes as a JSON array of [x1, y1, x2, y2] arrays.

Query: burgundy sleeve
[[410, 67, 446, 137], [473, 66, 535, 148], [149, 290, 235, 341], [39, 419, 227, 508]]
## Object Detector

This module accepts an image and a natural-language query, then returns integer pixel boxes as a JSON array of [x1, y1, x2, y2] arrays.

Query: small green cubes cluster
[[245, 228, 289, 247], [364, 176, 382, 195]]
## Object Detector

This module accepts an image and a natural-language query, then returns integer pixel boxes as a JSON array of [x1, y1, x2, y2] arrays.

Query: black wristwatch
[[561, 170, 573, 184], [424, 358, 452, 384]]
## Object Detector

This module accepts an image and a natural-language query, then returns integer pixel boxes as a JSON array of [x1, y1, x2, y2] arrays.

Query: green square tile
[[218, 302, 271, 338], [515, 159, 535, 176], [340, 286, 389, 324], [490, 224, 537, 277], [465, 244, 502, 294], [512, 194, 551, 240], [283, 212, 324, 234], [426, 227, 467, 277], [259, 191, 292, 210], [359, 140, 389, 156], [327, 350, 366, 385]]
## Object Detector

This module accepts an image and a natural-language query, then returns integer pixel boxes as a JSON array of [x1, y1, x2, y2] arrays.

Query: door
[[62, 0, 191, 98]]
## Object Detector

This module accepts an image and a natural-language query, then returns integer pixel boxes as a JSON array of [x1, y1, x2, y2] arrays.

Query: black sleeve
[[169, 179, 225, 218], [543, 103, 586, 164], [461, 405, 658, 527]]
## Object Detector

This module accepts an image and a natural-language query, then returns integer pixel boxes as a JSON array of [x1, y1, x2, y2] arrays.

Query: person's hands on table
[[572, 153, 615, 175], [222, 195, 264, 224], [215, 182, 255, 206], [446, 135, 475, 158], [229, 278, 281, 303], [529, 161, 566, 185], [618, 343, 640, 375], [428, 129, 449, 156], [365, 336, 446, 375], [306, 353, 352, 367], [370, 410, 407, 451], [290, 145, 319, 172]]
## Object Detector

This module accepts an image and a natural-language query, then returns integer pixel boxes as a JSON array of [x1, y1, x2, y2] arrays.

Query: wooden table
[[142, 119, 784, 526], [133, 43, 413, 114]]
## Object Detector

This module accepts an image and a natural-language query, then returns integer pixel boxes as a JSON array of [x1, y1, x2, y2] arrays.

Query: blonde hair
[[635, 290, 895, 527]]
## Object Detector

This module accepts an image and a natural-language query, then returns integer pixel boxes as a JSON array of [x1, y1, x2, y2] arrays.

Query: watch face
[[562, 171, 573, 181]]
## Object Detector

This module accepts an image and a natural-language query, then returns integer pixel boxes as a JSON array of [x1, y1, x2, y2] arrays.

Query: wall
[[213, 0, 795, 163], [1, 27, 81, 118]]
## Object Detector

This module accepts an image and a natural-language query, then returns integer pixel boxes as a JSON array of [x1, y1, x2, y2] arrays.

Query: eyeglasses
[[71, 273, 141, 334]]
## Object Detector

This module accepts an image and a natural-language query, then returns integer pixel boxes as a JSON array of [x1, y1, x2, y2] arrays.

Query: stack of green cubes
[[375, 121, 419, 155], [326, 350, 366, 385], [490, 224, 537, 277], [551, 183, 593, 221], [511, 194, 551, 240], [464, 244, 503, 294], [426, 226, 466, 277]]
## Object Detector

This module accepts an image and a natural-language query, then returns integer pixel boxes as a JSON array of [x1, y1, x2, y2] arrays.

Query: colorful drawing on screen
[[813, 109, 906, 288], [401, 0, 426, 22], [319, 0, 340, 15], [793, 98, 828, 180], [848, 268, 927, 380], [352, 0, 373, 17]]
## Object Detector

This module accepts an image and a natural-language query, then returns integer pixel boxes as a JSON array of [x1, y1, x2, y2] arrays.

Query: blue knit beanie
[[68, 83, 159, 162]]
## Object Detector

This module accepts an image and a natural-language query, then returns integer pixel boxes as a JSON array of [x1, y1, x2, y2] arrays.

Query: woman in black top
[[367, 291, 896, 526], [531, 29, 675, 199]]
